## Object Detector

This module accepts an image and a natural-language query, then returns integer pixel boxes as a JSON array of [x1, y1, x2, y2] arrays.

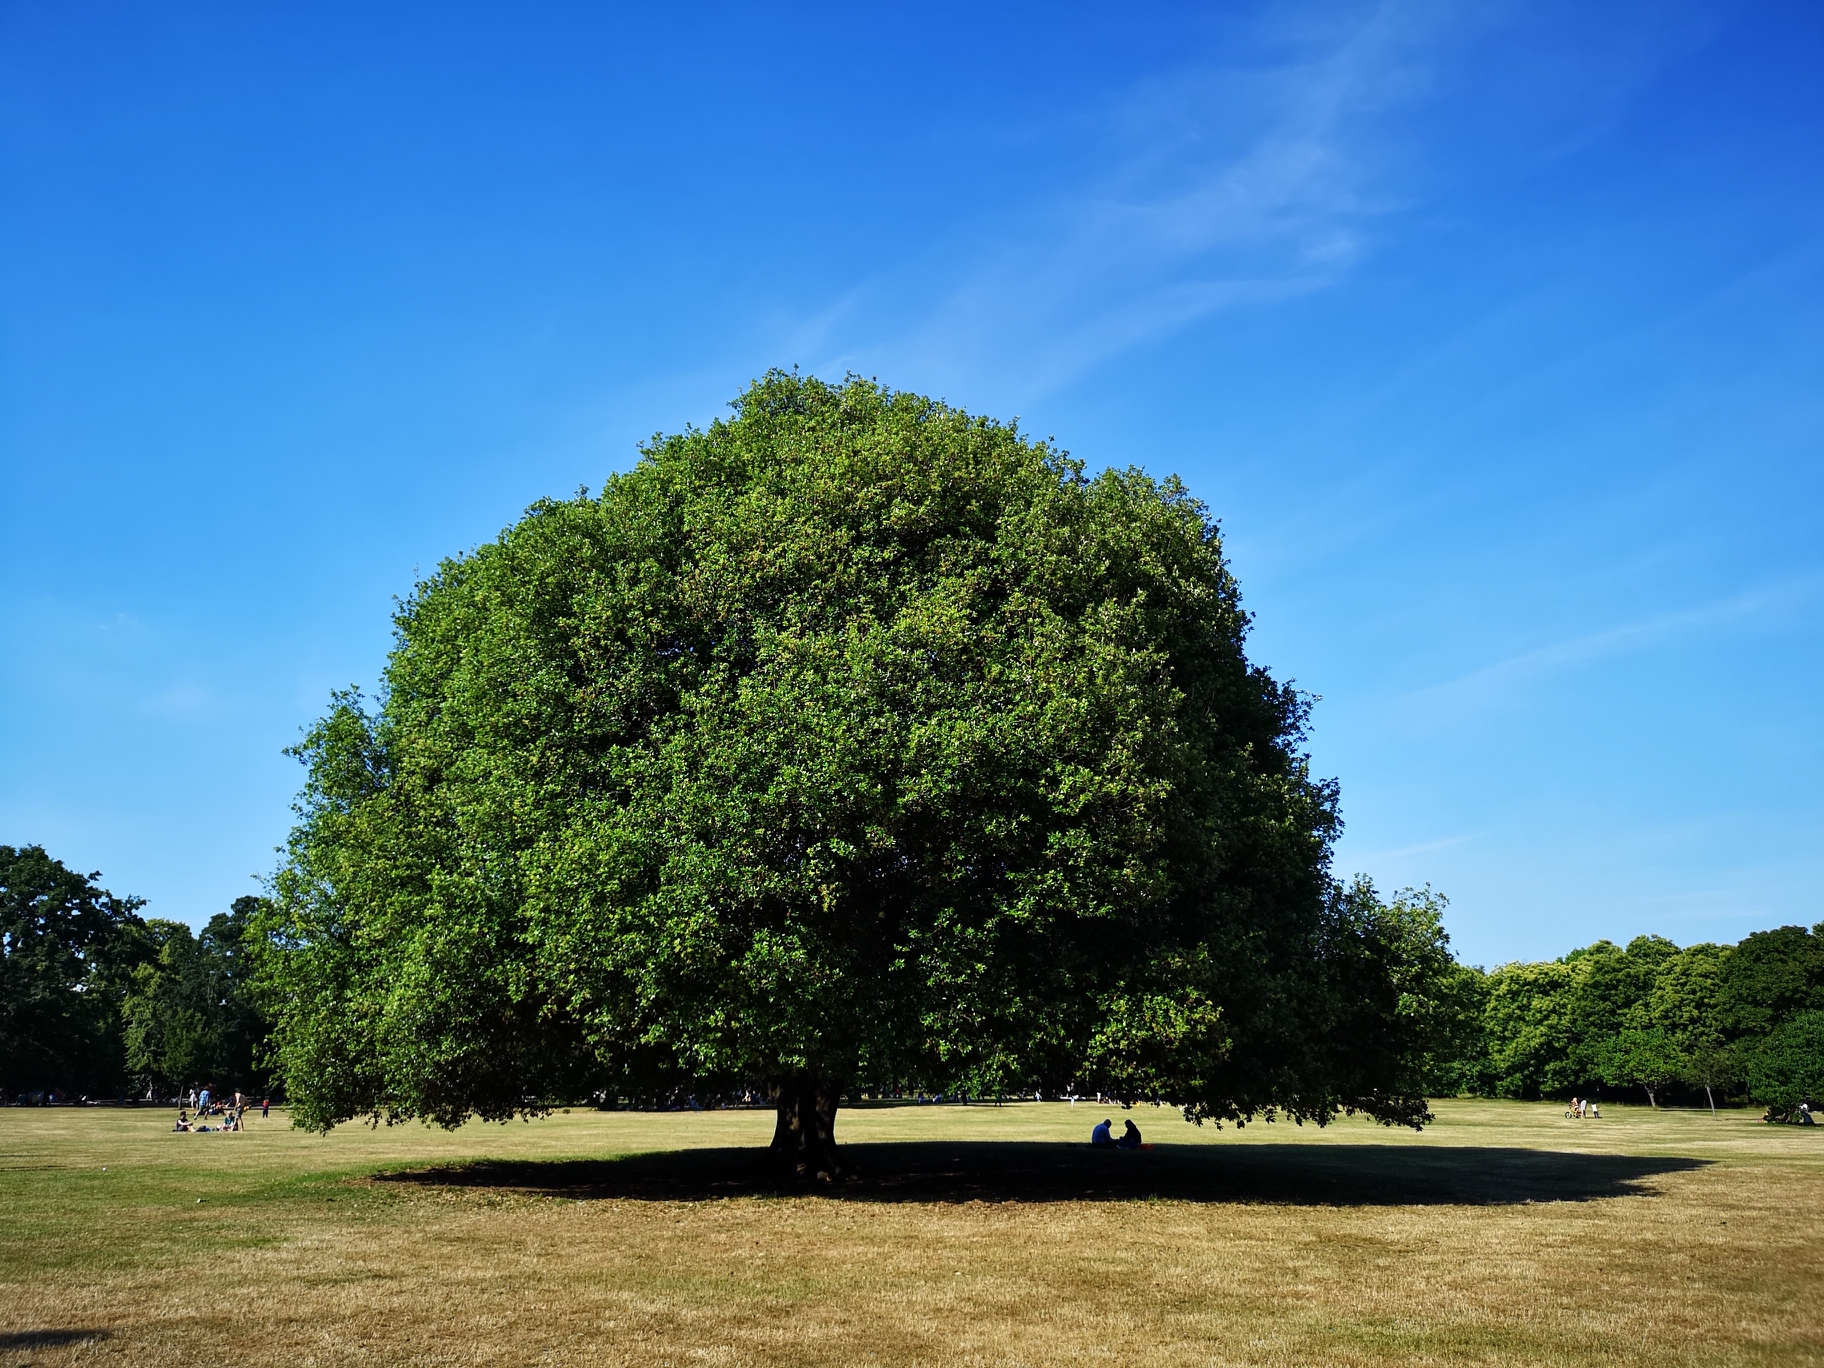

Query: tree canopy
[[1745, 1012, 1824, 1114], [0, 844, 145, 1099], [264, 372, 1462, 1169], [124, 897, 271, 1098]]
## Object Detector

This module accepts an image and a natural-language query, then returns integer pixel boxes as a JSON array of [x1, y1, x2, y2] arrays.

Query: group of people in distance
[[1565, 1096, 1601, 1119], [1090, 1117, 1145, 1149], [1764, 1100, 1815, 1125], [172, 1088, 268, 1133]]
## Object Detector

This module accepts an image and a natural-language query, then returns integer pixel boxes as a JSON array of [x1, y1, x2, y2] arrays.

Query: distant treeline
[[1433, 917, 1824, 1116], [2, 845, 269, 1102], [3, 843, 1819, 1114]]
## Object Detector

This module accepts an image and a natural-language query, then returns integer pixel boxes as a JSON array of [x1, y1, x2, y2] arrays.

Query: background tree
[[124, 897, 271, 1098], [0, 844, 145, 1099], [265, 372, 1448, 1172], [1598, 1027, 1685, 1109], [1743, 1011, 1824, 1119], [1480, 959, 1583, 1099], [1321, 884, 1485, 1100], [1718, 926, 1824, 1039], [1680, 1042, 1738, 1117], [1443, 928, 1824, 1111], [1649, 942, 1732, 1114], [1572, 937, 1680, 1105]]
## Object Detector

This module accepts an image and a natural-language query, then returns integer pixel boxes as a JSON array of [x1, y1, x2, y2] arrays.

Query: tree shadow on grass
[[372, 1141, 1707, 1207], [0, 1330, 110, 1350]]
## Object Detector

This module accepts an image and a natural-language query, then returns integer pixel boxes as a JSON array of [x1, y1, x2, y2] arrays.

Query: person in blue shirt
[[1091, 1118, 1114, 1146]]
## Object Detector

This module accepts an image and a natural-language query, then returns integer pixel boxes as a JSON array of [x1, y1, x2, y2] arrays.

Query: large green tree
[[1647, 942, 1733, 1113], [0, 845, 146, 1099], [1598, 1027, 1685, 1109], [1479, 959, 1585, 1098], [1744, 1011, 1824, 1117], [1718, 925, 1824, 1038], [266, 373, 1451, 1173]]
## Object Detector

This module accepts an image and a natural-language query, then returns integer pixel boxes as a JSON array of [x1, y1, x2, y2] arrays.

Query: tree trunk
[[1704, 1085, 1716, 1117], [768, 1077, 847, 1181], [1643, 1085, 1658, 1109]]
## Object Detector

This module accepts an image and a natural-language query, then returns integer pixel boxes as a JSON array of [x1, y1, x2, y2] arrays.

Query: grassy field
[[1, 1098, 1819, 1367]]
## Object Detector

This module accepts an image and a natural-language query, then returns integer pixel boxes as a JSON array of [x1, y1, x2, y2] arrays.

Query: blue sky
[[2, 1, 1819, 965]]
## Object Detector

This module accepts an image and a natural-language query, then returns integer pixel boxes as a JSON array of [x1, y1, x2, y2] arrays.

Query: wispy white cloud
[[1354, 832, 1479, 861], [796, 0, 1475, 401], [1401, 572, 1824, 709]]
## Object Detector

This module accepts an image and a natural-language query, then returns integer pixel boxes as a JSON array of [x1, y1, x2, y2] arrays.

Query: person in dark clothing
[[1091, 1118, 1115, 1146], [1115, 1119, 1142, 1149]]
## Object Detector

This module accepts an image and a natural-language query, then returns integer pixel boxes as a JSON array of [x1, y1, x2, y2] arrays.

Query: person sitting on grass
[[1091, 1118, 1115, 1147], [1116, 1119, 1143, 1150], [173, 1111, 191, 1132]]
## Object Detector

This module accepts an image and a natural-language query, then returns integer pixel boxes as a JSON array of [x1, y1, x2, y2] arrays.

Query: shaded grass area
[[1, 1100, 1819, 1367], [381, 1139, 1707, 1206], [0, 1334, 108, 1351]]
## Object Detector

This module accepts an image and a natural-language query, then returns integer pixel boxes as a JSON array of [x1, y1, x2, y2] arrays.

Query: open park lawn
[[1, 1099, 1820, 1367]]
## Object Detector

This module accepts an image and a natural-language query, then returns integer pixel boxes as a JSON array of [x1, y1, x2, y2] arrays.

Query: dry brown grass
[[2, 1098, 1820, 1366]]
